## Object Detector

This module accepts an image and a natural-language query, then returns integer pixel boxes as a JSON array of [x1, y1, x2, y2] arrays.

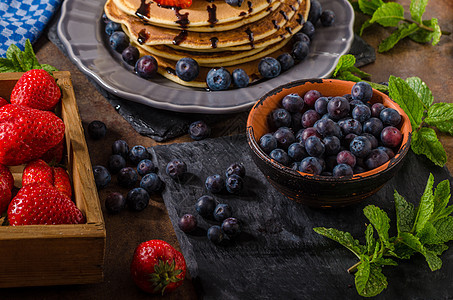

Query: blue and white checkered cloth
[[0, 0, 62, 57]]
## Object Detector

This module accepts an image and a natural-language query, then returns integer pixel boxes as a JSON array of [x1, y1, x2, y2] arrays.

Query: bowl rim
[[246, 78, 412, 183]]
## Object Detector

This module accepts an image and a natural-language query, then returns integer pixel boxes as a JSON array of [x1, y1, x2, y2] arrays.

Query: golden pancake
[[113, 0, 279, 30]]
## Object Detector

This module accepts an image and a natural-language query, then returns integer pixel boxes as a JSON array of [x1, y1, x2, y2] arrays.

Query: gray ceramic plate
[[57, 0, 354, 114]]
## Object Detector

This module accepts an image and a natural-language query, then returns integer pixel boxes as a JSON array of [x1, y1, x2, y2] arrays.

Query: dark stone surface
[[152, 134, 452, 300]]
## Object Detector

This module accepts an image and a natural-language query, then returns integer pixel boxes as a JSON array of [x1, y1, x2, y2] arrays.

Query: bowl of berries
[[246, 79, 411, 207]]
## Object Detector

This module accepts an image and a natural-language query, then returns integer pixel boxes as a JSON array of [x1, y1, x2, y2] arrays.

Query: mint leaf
[[360, 19, 374, 35], [399, 232, 442, 271], [423, 250, 442, 271], [378, 23, 419, 52], [6, 44, 24, 72], [425, 243, 448, 255], [394, 190, 415, 234], [336, 71, 362, 82], [349, 66, 371, 79], [431, 179, 451, 220], [41, 64, 59, 73], [411, 127, 447, 167], [0, 58, 18, 73], [388, 75, 424, 128], [370, 2, 405, 27], [355, 262, 388, 297], [23, 39, 41, 70], [413, 173, 435, 234], [409, 18, 439, 44], [358, 0, 384, 16], [432, 217, 453, 243], [430, 18, 442, 45], [410, 0, 428, 23], [363, 205, 392, 249], [416, 222, 438, 244], [365, 224, 376, 255], [371, 257, 398, 266], [425, 103, 453, 135], [333, 54, 356, 77], [405, 77, 433, 108], [313, 227, 365, 258]]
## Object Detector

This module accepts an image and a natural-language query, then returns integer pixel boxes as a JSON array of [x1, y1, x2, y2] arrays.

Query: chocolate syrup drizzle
[[175, 8, 190, 28], [272, 20, 280, 30], [210, 37, 219, 48], [245, 28, 255, 48], [247, 1, 253, 13], [166, 67, 176, 75], [239, 11, 247, 16], [173, 30, 188, 45], [279, 10, 288, 21], [207, 4, 218, 26], [285, 27, 292, 34], [137, 29, 149, 44], [296, 13, 304, 24], [135, 0, 150, 18]]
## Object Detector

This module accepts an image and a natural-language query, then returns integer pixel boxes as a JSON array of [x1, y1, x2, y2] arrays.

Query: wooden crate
[[0, 71, 106, 287]]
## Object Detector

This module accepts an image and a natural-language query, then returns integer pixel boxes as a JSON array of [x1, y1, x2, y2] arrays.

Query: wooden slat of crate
[[0, 71, 106, 287]]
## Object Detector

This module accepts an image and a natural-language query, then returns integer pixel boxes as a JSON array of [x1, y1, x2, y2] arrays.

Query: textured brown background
[[2, 0, 452, 299]]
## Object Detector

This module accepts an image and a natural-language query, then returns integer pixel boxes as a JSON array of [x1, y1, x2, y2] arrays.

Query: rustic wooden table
[[3, 0, 452, 299]]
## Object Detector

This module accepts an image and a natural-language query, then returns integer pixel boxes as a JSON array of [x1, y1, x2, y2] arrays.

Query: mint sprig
[[349, 0, 449, 52], [314, 174, 453, 297], [0, 39, 58, 73], [332, 54, 451, 167]]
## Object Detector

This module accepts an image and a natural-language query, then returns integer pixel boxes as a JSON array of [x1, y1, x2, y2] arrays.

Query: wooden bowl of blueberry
[[246, 79, 412, 207]]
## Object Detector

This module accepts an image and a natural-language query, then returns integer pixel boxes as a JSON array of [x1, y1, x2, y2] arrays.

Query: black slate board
[[152, 134, 453, 300]]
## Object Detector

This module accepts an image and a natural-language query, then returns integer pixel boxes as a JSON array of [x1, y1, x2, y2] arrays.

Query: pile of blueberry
[[259, 81, 404, 177], [176, 163, 246, 245]]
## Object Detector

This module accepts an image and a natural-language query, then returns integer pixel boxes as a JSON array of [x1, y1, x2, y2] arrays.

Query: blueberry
[[314, 117, 342, 138], [291, 41, 309, 61], [301, 109, 320, 128], [140, 173, 163, 194], [226, 174, 243, 194], [107, 154, 126, 174], [225, 0, 244, 7], [88, 120, 107, 140], [363, 117, 384, 137], [350, 136, 372, 158], [226, 163, 246, 178], [232, 68, 249, 88], [126, 187, 149, 211], [365, 149, 390, 170], [221, 217, 241, 237], [291, 161, 301, 170], [259, 133, 278, 154], [343, 133, 358, 148], [281, 93, 304, 113], [299, 157, 323, 175], [303, 90, 322, 107], [128, 145, 150, 164], [351, 82, 373, 103], [352, 104, 371, 123], [371, 103, 386, 118], [273, 127, 295, 149], [343, 94, 354, 102], [323, 136, 341, 156], [166, 159, 187, 179], [109, 31, 129, 53], [291, 112, 304, 133], [206, 67, 231, 91], [102, 13, 110, 23], [137, 159, 156, 176], [380, 126, 403, 148], [135, 55, 158, 79], [288, 142, 307, 161], [314, 96, 329, 115], [292, 32, 311, 46], [112, 140, 129, 158], [327, 96, 350, 120], [105, 192, 126, 214], [305, 136, 325, 157], [176, 57, 200, 82], [105, 21, 121, 36], [349, 99, 365, 111], [380, 108, 401, 126], [269, 148, 291, 166], [332, 163, 353, 177], [93, 165, 111, 189], [336, 150, 356, 168], [213, 203, 233, 222], [308, 0, 322, 24], [118, 167, 138, 188], [205, 174, 225, 193], [361, 133, 378, 149], [189, 120, 211, 140], [122, 45, 139, 66], [277, 53, 295, 72], [270, 108, 292, 128], [195, 195, 217, 218], [377, 146, 395, 159], [178, 214, 198, 233], [207, 225, 224, 244], [258, 57, 281, 79], [297, 127, 321, 145], [301, 21, 315, 39], [339, 118, 362, 136], [320, 9, 335, 27]]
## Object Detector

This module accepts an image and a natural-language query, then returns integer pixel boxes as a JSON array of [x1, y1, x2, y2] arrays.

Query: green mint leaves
[[314, 174, 453, 297], [0, 39, 58, 73], [350, 0, 447, 52], [332, 54, 451, 167]]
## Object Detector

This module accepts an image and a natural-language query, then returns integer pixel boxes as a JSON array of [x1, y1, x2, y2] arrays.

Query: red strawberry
[[7, 183, 85, 225], [22, 159, 54, 187], [154, 0, 192, 9], [0, 97, 8, 108], [40, 138, 64, 164], [0, 164, 14, 214], [131, 240, 186, 295], [10, 69, 61, 111], [53, 167, 72, 198], [0, 104, 65, 166]]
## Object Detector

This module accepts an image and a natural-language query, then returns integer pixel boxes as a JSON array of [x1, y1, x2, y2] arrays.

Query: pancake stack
[[104, 0, 310, 88]]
